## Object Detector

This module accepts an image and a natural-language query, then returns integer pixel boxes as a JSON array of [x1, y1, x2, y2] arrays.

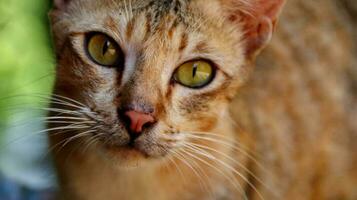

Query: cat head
[[49, 0, 284, 168]]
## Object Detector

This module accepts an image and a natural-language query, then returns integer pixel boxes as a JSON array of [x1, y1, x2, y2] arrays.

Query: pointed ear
[[53, 0, 71, 10], [222, 0, 286, 58]]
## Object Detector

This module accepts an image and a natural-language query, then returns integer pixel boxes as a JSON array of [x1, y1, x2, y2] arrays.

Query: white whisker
[[40, 116, 89, 121], [167, 151, 187, 184], [173, 150, 211, 196], [185, 143, 264, 200], [80, 131, 105, 153], [184, 133, 271, 182], [55, 129, 98, 154], [180, 146, 248, 200], [187, 141, 279, 198]]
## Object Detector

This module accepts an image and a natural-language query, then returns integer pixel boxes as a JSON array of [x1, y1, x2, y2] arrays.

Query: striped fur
[[48, 0, 357, 200]]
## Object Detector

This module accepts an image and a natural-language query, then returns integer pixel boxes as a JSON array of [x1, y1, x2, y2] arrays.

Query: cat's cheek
[[56, 51, 101, 88], [175, 108, 217, 132], [89, 68, 119, 105]]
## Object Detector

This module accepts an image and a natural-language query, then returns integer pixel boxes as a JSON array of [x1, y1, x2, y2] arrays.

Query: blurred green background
[[0, 0, 56, 190], [0, 1, 54, 143]]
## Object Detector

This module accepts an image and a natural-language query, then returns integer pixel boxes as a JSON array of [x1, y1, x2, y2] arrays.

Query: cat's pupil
[[192, 63, 198, 78], [102, 40, 110, 55]]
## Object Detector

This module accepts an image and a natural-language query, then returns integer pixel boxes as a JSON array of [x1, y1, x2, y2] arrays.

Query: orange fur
[[48, 0, 357, 199]]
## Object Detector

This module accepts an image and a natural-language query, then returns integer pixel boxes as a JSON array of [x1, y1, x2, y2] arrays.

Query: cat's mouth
[[99, 138, 175, 169], [104, 144, 147, 158], [98, 133, 171, 161]]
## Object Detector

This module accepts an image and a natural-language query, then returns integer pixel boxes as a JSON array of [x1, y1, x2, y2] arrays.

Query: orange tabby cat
[[48, 0, 357, 199]]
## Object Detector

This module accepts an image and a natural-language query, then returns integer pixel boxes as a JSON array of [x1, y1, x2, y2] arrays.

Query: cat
[[48, 0, 357, 199]]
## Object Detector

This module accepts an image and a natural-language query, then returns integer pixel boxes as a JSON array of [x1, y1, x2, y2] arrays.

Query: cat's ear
[[53, 0, 71, 10], [221, 0, 285, 58]]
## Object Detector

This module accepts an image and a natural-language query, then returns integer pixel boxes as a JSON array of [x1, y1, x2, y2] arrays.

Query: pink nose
[[125, 110, 155, 134]]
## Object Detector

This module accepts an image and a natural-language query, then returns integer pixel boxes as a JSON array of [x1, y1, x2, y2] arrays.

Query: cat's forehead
[[57, 0, 233, 47], [132, 0, 190, 12], [62, 0, 215, 28], [128, 0, 193, 29], [69, 0, 191, 17]]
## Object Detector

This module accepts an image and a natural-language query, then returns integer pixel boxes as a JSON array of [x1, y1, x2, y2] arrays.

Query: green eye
[[86, 33, 123, 66], [174, 60, 215, 88]]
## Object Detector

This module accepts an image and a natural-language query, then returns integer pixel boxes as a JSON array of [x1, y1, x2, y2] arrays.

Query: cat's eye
[[174, 60, 215, 88], [86, 33, 123, 67]]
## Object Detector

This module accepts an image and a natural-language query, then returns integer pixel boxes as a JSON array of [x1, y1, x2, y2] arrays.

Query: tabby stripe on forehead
[[105, 16, 118, 34], [179, 32, 188, 52], [168, 19, 178, 39], [126, 17, 137, 41], [145, 14, 152, 38], [195, 41, 208, 52]]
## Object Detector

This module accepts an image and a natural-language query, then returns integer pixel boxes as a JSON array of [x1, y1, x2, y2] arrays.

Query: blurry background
[[0, 0, 56, 199]]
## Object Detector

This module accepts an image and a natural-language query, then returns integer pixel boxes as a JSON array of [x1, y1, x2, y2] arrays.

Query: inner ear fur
[[221, 0, 286, 59]]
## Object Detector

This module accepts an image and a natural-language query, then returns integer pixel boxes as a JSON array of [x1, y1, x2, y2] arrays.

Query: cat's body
[[48, 0, 357, 199], [231, 1, 357, 199]]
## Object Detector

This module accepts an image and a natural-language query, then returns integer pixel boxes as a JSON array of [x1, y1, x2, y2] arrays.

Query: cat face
[[50, 0, 284, 167]]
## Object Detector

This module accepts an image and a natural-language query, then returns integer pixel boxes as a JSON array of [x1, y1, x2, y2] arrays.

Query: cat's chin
[[102, 144, 153, 169]]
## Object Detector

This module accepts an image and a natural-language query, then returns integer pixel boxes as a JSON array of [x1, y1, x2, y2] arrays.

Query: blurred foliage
[[0, 0, 54, 143]]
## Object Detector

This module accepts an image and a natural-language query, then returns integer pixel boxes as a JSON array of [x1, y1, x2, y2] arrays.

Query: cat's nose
[[124, 110, 155, 135]]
